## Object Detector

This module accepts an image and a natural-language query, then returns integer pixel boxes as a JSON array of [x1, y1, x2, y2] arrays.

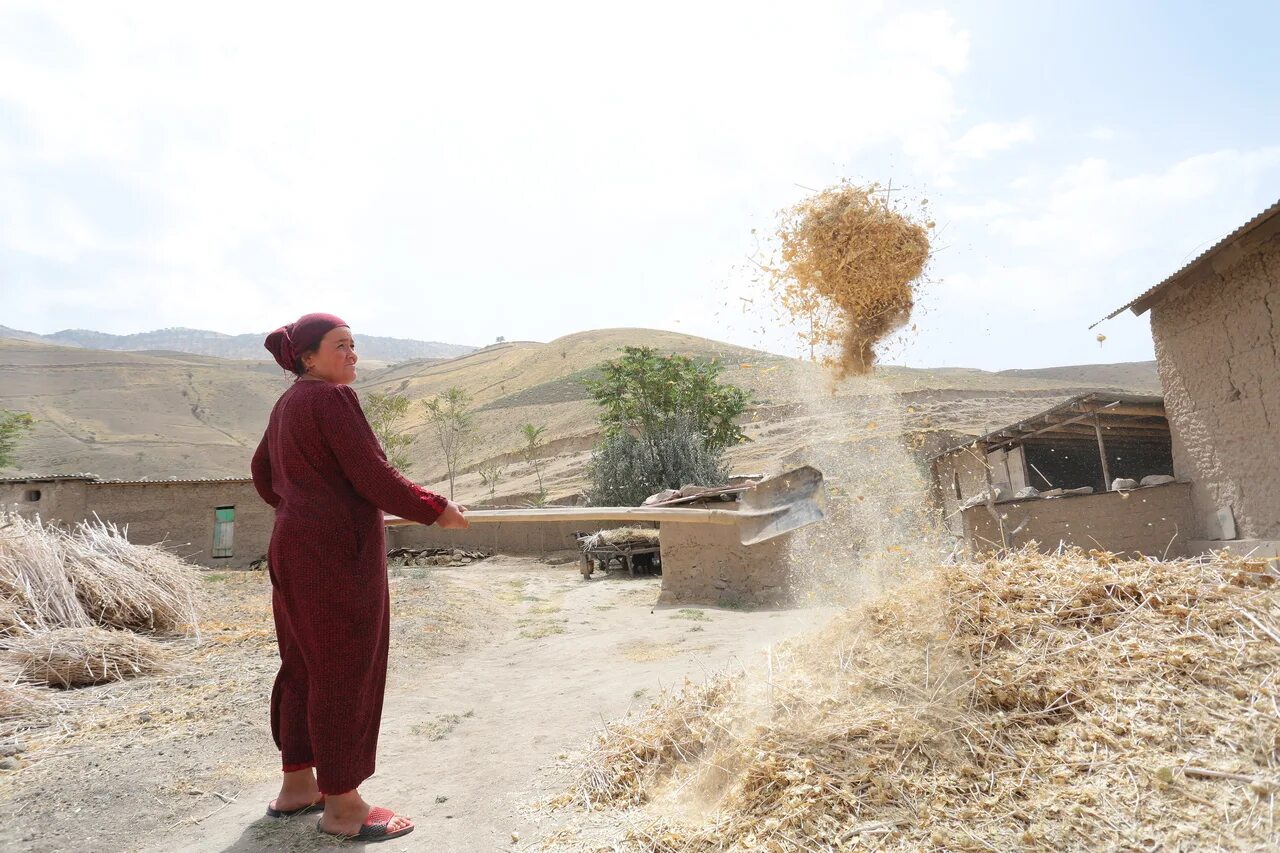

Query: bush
[[587, 417, 728, 507]]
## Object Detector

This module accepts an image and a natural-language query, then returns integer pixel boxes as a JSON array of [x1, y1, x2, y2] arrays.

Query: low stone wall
[[962, 481, 1195, 558], [656, 520, 791, 607]]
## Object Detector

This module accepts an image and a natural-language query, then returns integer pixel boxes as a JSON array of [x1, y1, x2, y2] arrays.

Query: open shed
[[929, 393, 1190, 556]]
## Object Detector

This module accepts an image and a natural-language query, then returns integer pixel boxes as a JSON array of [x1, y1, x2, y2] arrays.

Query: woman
[[250, 312, 468, 842]]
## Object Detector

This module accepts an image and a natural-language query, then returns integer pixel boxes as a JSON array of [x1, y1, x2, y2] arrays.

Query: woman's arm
[[250, 433, 281, 508], [317, 384, 449, 525]]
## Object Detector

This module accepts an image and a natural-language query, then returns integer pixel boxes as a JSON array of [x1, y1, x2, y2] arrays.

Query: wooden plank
[[384, 506, 743, 527]]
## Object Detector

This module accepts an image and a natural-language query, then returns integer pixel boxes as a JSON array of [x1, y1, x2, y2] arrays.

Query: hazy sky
[[2, 1, 1277, 370]]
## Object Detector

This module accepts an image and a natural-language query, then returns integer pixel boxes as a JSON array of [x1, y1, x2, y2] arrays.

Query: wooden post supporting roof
[[1093, 415, 1112, 491]]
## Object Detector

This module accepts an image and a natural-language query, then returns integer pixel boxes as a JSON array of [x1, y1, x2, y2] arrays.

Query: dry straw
[[0, 513, 90, 631], [570, 548, 1279, 851], [0, 511, 198, 636], [5, 626, 169, 688], [582, 528, 661, 549], [768, 182, 931, 376], [62, 517, 200, 634]]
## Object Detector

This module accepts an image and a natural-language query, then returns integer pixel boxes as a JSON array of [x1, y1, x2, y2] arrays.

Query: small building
[[930, 393, 1191, 556], [1099, 199, 1280, 558], [2, 474, 272, 569]]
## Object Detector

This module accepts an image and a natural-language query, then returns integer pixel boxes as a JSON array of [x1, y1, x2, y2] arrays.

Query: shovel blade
[[737, 465, 827, 545]]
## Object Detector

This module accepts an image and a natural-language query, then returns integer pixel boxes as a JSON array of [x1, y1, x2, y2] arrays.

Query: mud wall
[[1151, 232, 1280, 542], [961, 481, 1195, 558], [388, 518, 635, 556], [1, 479, 91, 525], [657, 520, 792, 607]]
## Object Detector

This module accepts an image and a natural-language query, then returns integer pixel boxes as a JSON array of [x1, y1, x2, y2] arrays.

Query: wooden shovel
[[384, 465, 826, 545]]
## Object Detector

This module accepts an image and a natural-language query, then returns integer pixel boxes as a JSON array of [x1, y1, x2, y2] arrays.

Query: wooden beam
[[1094, 415, 1112, 490]]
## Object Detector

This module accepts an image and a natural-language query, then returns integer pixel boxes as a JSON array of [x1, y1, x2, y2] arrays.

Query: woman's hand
[[436, 500, 470, 529]]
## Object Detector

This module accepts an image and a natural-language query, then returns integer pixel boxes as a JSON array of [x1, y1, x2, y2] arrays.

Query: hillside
[[0, 329, 1160, 500], [0, 325, 474, 363]]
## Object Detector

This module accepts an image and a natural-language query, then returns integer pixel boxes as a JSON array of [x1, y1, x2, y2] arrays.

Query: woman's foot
[[269, 767, 323, 815], [319, 790, 413, 839]]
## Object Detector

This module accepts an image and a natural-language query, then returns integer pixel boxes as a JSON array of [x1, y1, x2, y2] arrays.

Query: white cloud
[[951, 120, 1035, 159], [0, 0, 977, 343], [990, 148, 1280, 262]]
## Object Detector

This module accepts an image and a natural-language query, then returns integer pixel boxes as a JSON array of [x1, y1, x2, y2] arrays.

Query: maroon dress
[[250, 379, 447, 794]]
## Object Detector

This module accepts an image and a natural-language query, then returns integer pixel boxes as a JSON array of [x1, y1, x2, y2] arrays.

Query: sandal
[[266, 796, 325, 818], [317, 806, 415, 842]]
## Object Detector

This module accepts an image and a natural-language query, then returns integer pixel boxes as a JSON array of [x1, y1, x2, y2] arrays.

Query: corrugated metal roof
[[92, 477, 253, 486], [0, 473, 252, 486], [929, 392, 1167, 459], [0, 473, 99, 484], [1095, 198, 1280, 325]]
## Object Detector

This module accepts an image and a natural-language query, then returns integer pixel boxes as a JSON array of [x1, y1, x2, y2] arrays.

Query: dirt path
[[165, 558, 829, 852]]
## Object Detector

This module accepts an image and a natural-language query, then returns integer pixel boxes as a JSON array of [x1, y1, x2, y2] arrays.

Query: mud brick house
[[1100, 199, 1280, 558], [1, 474, 271, 568]]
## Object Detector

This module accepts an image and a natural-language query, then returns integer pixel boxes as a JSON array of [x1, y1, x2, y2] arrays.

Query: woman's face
[[302, 326, 358, 384]]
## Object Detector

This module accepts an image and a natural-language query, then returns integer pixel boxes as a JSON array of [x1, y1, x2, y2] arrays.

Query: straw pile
[[570, 548, 1279, 851], [61, 518, 200, 633], [582, 528, 660, 549], [0, 657, 52, 720], [768, 182, 931, 376], [4, 627, 169, 688], [0, 512, 198, 636]]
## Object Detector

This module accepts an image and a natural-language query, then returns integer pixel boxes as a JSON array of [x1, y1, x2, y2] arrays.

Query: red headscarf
[[264, 313, 348, 373]]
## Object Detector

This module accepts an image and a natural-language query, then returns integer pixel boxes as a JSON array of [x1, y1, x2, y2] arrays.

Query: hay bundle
[[0, 512, 198, 635], [0, 595, 32, 639], [5, 627, 169, 688], [769, 182, 931, 376], [0, 514, 90, 631], [62, 518, 199, 634], [582, 528, 661, 549], [0, 657, 52, 720], [571, 548, 1280, 851]]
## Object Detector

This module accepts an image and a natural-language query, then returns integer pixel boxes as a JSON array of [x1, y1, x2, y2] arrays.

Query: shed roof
[[92, 476, 254, 486], [1096, 198, 1280, 325], [0, 473, 252, 486], [930, 392, 1168, 459], [0, 473, 99, 484]]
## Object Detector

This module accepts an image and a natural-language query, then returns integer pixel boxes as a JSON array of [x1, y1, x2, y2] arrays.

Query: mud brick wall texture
[[962, 482, 1195, 558], [2, 479, 272, 569], [657, 520, 792, 607], [1151, 233, 1280, 542]]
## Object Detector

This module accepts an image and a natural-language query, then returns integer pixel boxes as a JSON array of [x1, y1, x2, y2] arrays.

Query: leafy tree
[[584, 347, 750, 505], [477, 460, 505, 503], [422, 387, 474, 499], [0, 411, 35, 468], [519, 423, 548, 502], [361, 392, 415, 472], [585, 346, 750, 453]]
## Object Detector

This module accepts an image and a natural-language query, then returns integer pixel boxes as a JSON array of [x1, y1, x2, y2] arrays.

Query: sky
[[1, 0, 1278, 371]]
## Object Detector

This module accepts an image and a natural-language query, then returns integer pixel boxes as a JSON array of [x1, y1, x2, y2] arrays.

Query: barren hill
[[0, 329, 1159, 501], [0, 325, 474, 363]]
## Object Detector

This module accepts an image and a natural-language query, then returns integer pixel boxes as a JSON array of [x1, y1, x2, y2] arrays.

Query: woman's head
[[264, 313, 358, 384]]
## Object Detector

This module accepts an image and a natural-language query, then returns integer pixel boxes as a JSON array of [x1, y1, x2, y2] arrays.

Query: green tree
[[422, 387, 474, 500], [0, 411, 35, 468], [361, 392, 416, 472], [519, 423, 548, 503], [477, 460, 505, 503], [584, 347, 750, 505], [585, 347, 750, 453]]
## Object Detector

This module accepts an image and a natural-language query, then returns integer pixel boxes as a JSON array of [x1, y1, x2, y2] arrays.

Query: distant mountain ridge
[[0, 325, 474, 363]]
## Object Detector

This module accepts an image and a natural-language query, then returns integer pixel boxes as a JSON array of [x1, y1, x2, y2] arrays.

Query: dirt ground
[[0, 555, 829, 852]]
